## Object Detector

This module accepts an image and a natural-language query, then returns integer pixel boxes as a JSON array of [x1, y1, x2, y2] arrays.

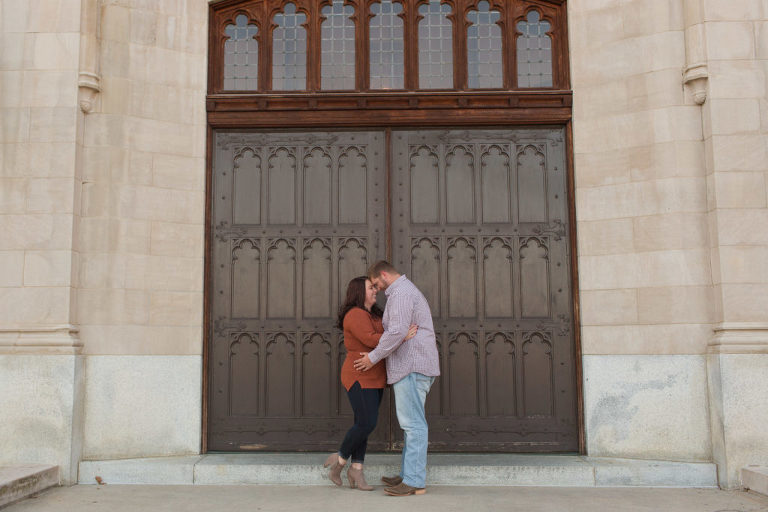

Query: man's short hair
[[368, 260, 398, 279]]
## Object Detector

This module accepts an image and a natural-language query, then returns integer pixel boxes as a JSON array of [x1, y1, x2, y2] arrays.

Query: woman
[[323, 276, 417, 490]]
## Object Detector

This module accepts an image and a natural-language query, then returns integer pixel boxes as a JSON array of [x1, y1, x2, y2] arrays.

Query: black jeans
[[339, 381, 383, 463]]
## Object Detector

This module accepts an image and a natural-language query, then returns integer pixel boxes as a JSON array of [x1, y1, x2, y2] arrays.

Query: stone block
[[124, 254, 203, 292], [78, 253, 128, 289], [627, 69, 686, 112], [2, 142, 77, 178], [0, 178, 27, 213], [742, 466, 768, 496], [706, 22, 756, 61], [581, 324, 712, 355], [79, 325, 202, 355], [757, 21, 768, 59], [78, 457, 198, 485], [30, 32, 80, 70], [0, 286, 71, 325], [23, 250, 73, 287], [720, 284, 768, 322], [702, 0, 763, 21], [116, 185, 203, 224], [83, 113, 128, 148], [579, 289, 638, 326], [0, 71, 23, 107], [0, 213, 73, 251], [637, 286, 714, 324], [0, 464, 59, 508], [0, 108, 30, 144], [708, 354, 768, 488], [0, 355, 83, 484], [21, 70, 78, 107], [82, 355, 201, 459], [573, 150, 631, 188], [708, 61, 766, 99], [714, 172, 767, 208], [716, 209, 768, 245], [652, 107, 704, 144], [150, 221, 204, 257], [633, 213, 709, 253], [77, 288, 150, 325], [130, 8, 160, 46], [28, 107, 77, 143], [26, 178, 75, 213], [0, 251, 24, 287], [577, 178, 707, 222], [152, 154, 205, 191], [100, 41, 131, 79], [78, 217, 150, 254], [128, 118, 198, 156], [584, 355, 711, 461], [621, 0, 684, 39], [708, 99, 762, 137], [101, 5, 130, 43], [629, 141, 705, 182], [590, 457, 716, 487], [148, 291, 202, 326]]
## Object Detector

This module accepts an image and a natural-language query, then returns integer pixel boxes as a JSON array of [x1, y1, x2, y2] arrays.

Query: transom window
[[209, 0, 568, 93]]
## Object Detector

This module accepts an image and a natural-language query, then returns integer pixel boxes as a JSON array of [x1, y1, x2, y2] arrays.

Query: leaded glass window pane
[[467, 1, 502, 89], [272, 3, 307, 91], [418, 1, 453, 89], [517, 10, 552, 88], [224, 14, 259, 90], [321, 0, 356, 90], [370, 0, 404, 90]]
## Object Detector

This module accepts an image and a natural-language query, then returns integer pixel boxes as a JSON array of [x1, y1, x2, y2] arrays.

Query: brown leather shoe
[[347, 466, 374, 491], [323, 453, 345, 486], [384, 482, 426, 496], [380, 475, 402, 486]]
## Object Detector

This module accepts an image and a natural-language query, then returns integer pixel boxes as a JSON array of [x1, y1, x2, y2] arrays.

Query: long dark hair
[[336, 276, 383, 329]]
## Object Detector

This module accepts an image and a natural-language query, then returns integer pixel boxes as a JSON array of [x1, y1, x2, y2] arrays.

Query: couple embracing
[[323, 260, 440, 496]]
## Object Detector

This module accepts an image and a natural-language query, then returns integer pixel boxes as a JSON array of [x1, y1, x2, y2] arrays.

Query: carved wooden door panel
[[209, 131, 388, 451], [390, 129, 578, 451]]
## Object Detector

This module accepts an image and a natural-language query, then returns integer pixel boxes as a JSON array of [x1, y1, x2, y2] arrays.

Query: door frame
[[202, 102, 583, 454]]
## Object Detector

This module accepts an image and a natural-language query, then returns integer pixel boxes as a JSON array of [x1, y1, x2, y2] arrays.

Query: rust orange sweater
[[340, 307, 386, 391]]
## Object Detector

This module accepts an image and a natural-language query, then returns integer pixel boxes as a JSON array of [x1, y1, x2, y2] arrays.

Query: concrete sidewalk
[[5, 485, 768, 512]]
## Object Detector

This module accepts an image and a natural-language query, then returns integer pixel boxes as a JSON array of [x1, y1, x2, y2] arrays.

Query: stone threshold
[[0, 465, 59, 508], [78, 454, 717, 488], [742, 466, 768, 497]]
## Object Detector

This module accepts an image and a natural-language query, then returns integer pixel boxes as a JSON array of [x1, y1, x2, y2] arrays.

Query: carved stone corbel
[[683, 63, 708, 105], [78, 0, 101, 114], [78, 71, 101, 113]]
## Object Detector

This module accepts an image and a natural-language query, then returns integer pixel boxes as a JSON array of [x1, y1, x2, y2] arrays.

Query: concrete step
[[78, 454, 717, 488], [742, 466, 768, 496], [0, 464, 59, 508]]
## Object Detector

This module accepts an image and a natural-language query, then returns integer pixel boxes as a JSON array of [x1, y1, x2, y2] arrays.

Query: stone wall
[[77, 0, 208, 459], [0, 0, 85, 484], [570, 0, 713, 462], [2, 0, 767, 491], [695, 0, 768, 488]]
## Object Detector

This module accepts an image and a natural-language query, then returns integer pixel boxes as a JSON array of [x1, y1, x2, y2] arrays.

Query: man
[[353, 260, 440, 496]]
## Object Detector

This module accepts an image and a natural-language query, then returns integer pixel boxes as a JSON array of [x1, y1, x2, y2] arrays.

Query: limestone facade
[[0, 0, 766, 489]]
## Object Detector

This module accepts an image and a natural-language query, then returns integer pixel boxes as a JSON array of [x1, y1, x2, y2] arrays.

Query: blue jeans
[[392, 372, 435, 488]]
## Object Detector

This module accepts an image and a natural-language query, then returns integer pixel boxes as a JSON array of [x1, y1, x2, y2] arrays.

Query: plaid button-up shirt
[[367, 275, 441, 384]]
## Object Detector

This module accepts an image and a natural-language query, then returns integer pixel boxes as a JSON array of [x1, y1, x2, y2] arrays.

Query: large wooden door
[[208, 131, 388, 451], [390, 128, 578, 451], [207, 127, 578, 452]]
